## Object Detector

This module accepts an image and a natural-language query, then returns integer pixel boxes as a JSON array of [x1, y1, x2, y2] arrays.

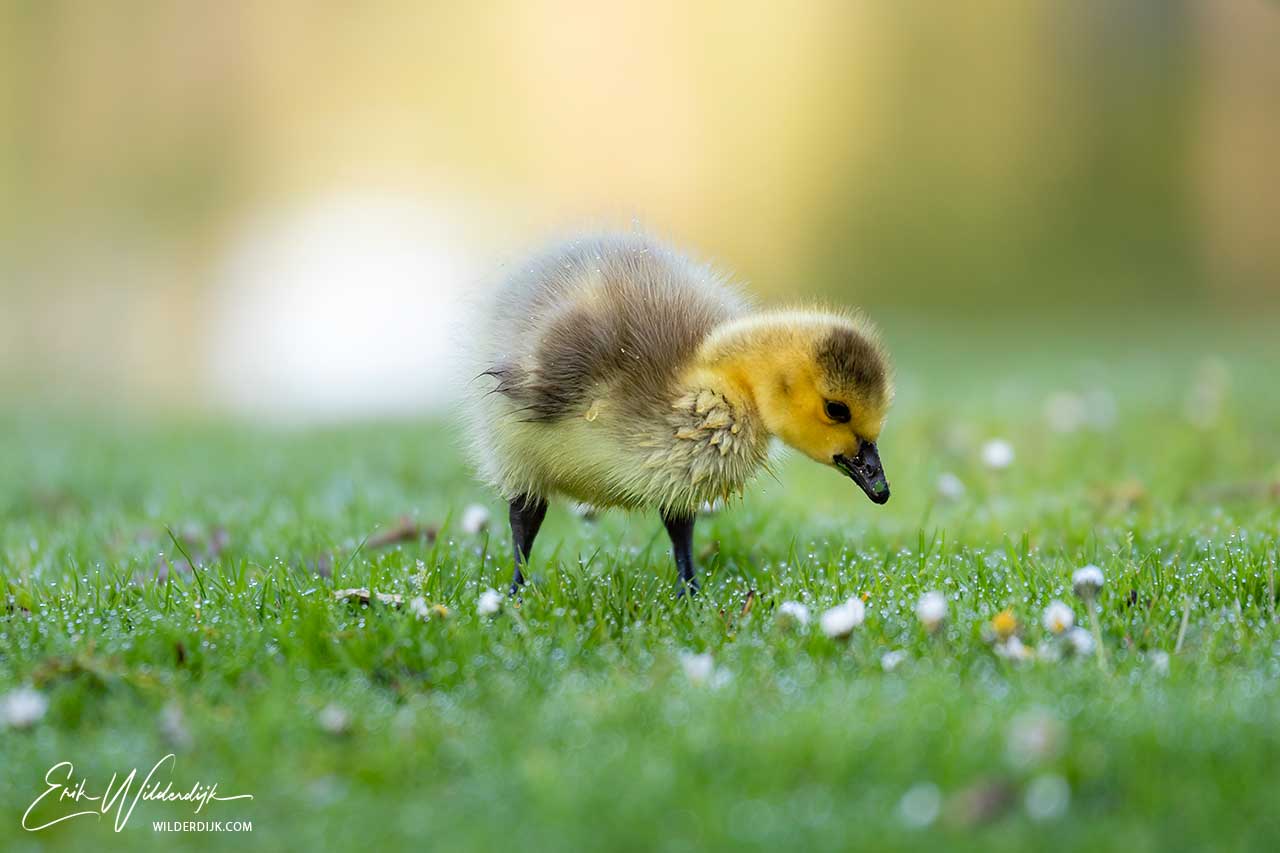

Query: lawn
[[2, 315, 1280, 852]]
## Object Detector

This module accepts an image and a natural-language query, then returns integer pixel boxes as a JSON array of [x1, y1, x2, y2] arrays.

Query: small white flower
[[897, 782, 941, 829], [477, 588, 503, 616], [1065, 626, 1094, 656], [1042, 600, 1074, 635], [936, 471, 966, 501], [409, 596, 430, 620], [820, 597, 866, 638], [881, 650, 908, 672], [1, 686, 48, 729], [776, 600, 810, 628], [1024, 773, 1071, 821], [1071, 565, 1105, 600], [915, 591, 947, 633], [317, 704, 351, 735], [680, 651, 715, 686], [460, 504, 492, 535], [981, 439, 1015, 470]]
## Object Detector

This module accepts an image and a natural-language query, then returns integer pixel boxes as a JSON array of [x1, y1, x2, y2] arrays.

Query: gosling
[[467, 232, 893, 595]]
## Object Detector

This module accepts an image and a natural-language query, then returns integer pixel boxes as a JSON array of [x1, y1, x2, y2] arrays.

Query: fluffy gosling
[[467, 232, 893, 595]]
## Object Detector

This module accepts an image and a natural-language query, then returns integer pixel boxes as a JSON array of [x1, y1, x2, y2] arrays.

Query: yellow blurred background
[[2, 2, 1278, 416]]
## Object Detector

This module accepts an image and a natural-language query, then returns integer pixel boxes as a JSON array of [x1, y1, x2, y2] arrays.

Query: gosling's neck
[[682, 312, 825, 435]]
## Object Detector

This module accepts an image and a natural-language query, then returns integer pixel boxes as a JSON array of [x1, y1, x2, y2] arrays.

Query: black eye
[[824, 400, 851, 423]]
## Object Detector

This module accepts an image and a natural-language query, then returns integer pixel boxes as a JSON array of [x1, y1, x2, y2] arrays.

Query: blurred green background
[[4, 7, 1280, 849], [1, 2, 1278, 415]]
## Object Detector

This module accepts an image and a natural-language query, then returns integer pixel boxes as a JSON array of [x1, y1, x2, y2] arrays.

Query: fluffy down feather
[[465, 233, 769, 513]]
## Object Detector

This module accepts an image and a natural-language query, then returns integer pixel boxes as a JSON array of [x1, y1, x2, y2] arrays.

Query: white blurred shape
[[897, 783, 941, 829], [880, 649, 908, 672], [936, 471, 966, 501], [1024, 774, 1070, 821], [820, 597, 866, 638], [1, 686, 48, 729], [915, 590, 947, 633], [981, 438, 1015, 470], [776, 600, 811, 628], [460, 503, 492, 535], [1042, 600, 1074, 635], [680, 651, 715, 686], [209, 192, 478, 418]]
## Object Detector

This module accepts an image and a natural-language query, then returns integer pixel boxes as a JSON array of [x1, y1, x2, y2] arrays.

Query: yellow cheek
[[853, 407, 886, 443], [783, 419, 845, 462]]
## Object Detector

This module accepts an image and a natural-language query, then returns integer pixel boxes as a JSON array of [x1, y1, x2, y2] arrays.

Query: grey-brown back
[[479, 233, 749, 423]]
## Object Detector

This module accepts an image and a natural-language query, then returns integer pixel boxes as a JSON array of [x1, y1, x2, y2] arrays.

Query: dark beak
[[834, 442, 890, 505]]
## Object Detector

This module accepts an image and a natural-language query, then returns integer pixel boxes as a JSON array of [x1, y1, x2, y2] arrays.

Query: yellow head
[[696, 309, 894, 503]]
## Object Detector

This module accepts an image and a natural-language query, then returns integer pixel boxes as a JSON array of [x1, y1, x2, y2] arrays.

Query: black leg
[[508, 494, 548, 595], [661, 510, 698, 596]]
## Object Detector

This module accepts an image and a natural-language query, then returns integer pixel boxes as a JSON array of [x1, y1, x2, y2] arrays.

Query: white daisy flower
[[820, 597, 866, 638], [981, 439, 1015, 470], [1071, 565, 1104, 600], [1065, 626, 1094, 656], [915, 591, 947, 633], [776, 601, 811, 628], [460, 504, 492, 535], [1, 686, 48, 729], [1042, 600, 1074, 635], [477, 588, 503, 616], [936, 471, 966, 501]]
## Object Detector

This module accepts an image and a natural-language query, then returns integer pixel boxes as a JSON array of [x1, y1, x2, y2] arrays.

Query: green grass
[[3, 318, 1280, 851]]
